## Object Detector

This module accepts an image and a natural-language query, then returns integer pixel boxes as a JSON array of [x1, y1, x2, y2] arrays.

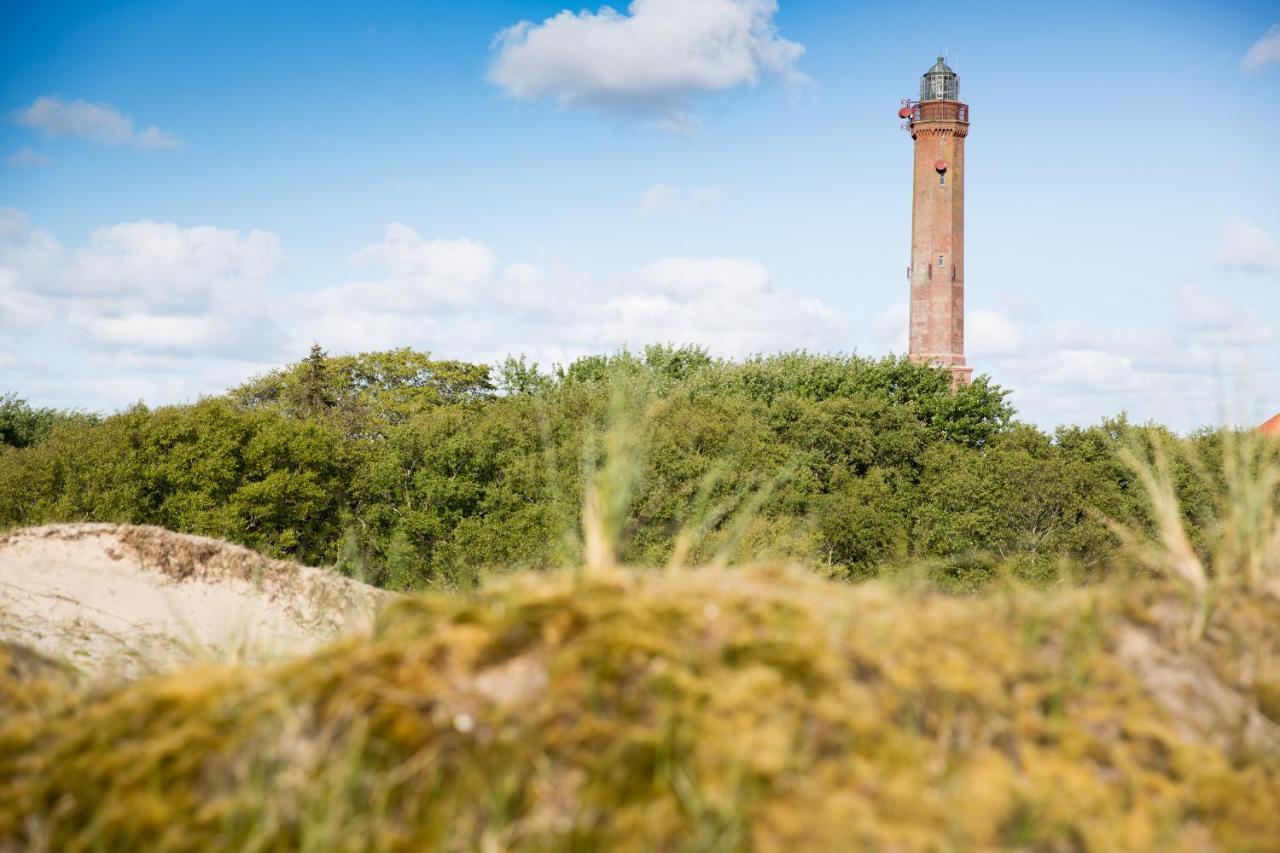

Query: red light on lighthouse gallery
[[934, 159, 948, 173], [898, 106, 913, 119]]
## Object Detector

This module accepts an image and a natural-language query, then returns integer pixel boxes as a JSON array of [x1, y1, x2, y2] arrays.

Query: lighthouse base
[[909, 353, 974, 390], [949, 365, 974, 391]]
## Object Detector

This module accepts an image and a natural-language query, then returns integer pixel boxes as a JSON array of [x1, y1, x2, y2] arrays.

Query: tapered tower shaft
[[905, 57, 972, 386]]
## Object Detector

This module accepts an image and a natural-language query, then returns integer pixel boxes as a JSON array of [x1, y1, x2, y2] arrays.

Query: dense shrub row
[[0, 346, 1214, 590]]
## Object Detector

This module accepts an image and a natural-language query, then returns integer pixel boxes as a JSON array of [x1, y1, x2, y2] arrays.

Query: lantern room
[[919, 56, 959, 102]]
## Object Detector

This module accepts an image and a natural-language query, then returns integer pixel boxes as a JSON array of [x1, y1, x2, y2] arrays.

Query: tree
[[0, 394, 84, 450], [817, 468, 909, 578], [229, 347, 494, 437], [299, 344, 335, 416]]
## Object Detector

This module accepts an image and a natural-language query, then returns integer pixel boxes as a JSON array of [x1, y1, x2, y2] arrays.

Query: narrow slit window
[[939, 173, 945, 186], [938, 254, 945, 268]]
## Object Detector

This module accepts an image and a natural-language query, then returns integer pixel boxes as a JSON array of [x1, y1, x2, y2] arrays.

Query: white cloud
[[1177, 283, 1273, 346], [63, 221, 279, 306], [68, 312, 258, 354], [0, 207, 28, 240], [0, 209, 55, 333], [1214, 217, 1280, 273], [650, 111, 702, 135], [0, 219, 574, 377], [286, 228, 843, 364], [865, 278, 1275, 430], [11, 96, 181, 150], [1046, 349, 1143, 393], [968, 283, 1278, 430], [874, 302, 909, 354], [5, 212, 1275, 432], [6, 148, 53, 168], [1242, 24, 1280, 73], [348, 223, 497, 311], [593, 257, 843, 355], [488, 0, 806, 130], [0, 216, 282, 358], [641, 183, 680, 211], [968, 309, 1023, 357], [640, 183, 724, 213]]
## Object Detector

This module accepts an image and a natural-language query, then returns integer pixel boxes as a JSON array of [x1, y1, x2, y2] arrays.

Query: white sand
[[0, 523, 389, 679]]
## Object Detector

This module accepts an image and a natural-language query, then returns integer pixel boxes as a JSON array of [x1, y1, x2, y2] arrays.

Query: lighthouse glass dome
[[919, 57, 960, 102]]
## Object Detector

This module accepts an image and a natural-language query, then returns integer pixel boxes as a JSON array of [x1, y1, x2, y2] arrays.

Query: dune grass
[[1, 424, 1278, 851], [4, 566, 1280, 851]]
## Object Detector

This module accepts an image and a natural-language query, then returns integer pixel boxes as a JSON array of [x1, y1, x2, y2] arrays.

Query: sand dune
[[0, 523, 388, 678]]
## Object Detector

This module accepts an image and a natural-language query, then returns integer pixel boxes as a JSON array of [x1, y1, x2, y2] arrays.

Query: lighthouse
[[901, 57, 972, 386]]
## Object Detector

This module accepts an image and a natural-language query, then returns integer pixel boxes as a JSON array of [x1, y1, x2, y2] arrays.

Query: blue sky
[[1, 0, 1278, 430]]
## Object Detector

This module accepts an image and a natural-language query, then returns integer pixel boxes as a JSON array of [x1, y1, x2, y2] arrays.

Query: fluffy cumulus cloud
[[968, 309, 1023, 357], [870, 273, 1275, 430], [1046, 349, 1144, 394], [1214, 218, 1280, 273], [348, 224, 498, 310], [488, 0, 806, 130], [11, 96, 181, 150], [594, 257, 842, 354], [55, 221, 279, 307], [2, 214, 846, 409], [1241, 24, 1280, 73], [286, 226, 843, 363], [6, 211, 1276, 430], [952, 281, 1277, 430], [0, 213, 282, 366], [973, 215, 1275, 428], [1006, 217, 1280, 429]]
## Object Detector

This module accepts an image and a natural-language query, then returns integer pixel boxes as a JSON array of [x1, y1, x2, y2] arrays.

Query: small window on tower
[[938, 255, 945, 268], [939, 173, 945, 186]]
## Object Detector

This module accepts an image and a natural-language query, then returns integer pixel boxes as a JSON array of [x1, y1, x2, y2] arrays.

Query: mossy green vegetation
[[2, 347, 1278, 849], [0, 641, 81, 717], [3, 566, 1278, 850]]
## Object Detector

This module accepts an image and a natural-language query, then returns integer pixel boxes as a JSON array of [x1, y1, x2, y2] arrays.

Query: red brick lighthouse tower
[[902, 57, 972, 386]]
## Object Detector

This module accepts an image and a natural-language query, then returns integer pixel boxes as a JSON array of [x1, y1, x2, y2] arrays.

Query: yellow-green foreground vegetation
[[3, 562, 1279, 851], [2, 375, 1277, 850]]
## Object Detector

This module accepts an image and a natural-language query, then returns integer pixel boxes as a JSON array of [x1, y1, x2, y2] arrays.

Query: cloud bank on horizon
[[0, 210, 844, 401], [487, 0, 806, 132], [2, 207, 1276, 430]]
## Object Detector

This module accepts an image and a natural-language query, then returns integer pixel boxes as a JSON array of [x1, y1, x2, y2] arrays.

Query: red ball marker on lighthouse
[[934, 159, 948, 173]]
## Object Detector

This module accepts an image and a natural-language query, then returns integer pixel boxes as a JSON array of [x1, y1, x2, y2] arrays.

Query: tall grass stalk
[[580, 382, 649, 570], [1119, 429, 1280, 639], [707, 461, 796, 571], [578, 382, 794, 573], [1215, 428, 1280, 587], [666, 460, 734, 570]]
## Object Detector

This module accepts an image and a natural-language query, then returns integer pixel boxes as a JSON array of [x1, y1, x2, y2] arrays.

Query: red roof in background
[[1260, 413, 1280, 436]]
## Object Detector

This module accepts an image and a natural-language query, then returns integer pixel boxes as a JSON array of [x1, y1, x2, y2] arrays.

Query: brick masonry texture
[[908, 100, 971, 387]]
